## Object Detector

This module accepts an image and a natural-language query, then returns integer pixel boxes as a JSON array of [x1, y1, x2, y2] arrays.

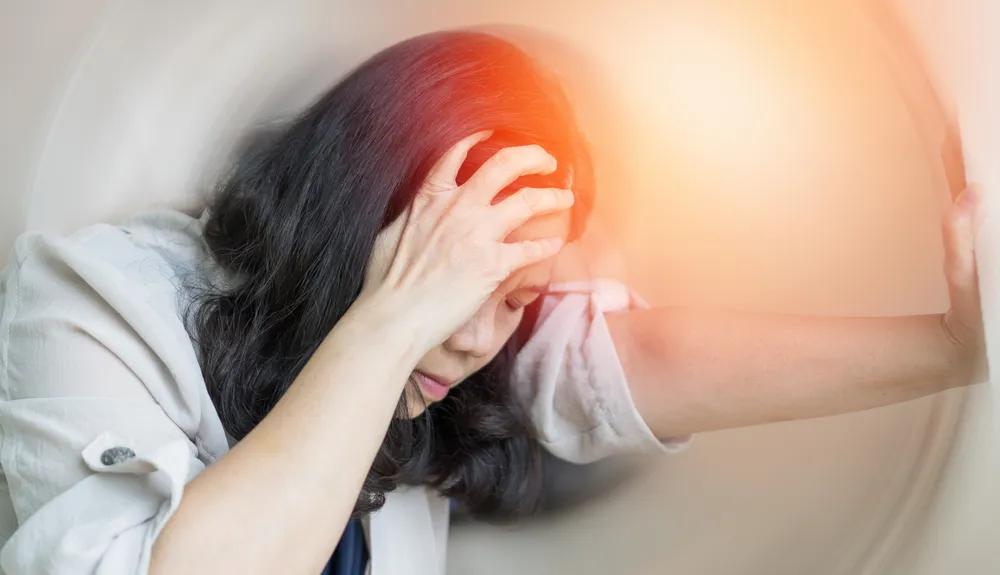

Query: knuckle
[[495, 251, 516, 274], [945, 261, 968, 285], [517, 145, 548, 167], [494, 147, 520, 169], [461, 205, 488, 225], [465, 233, 490, 253], [421, 179, 452, 196], [518, 189, 539, 212], [521, 240, 542, 260], [455, 225, 489, 252]]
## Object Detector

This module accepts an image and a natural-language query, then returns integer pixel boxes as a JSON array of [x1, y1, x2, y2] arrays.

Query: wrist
[[344, 287, 433, 366], [936, 312, 984, 388]]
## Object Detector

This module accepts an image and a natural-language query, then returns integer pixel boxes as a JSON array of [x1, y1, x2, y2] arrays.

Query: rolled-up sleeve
[[0, 402, 200, 574], [0, 233, 209, 574], [512, 279, 691, 464]]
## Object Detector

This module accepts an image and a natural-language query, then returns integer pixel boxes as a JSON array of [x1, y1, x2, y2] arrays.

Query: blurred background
[[1, 0, 994, 573]]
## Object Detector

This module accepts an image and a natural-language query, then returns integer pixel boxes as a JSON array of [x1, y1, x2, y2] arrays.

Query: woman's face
[[405, 209, 572, 417]]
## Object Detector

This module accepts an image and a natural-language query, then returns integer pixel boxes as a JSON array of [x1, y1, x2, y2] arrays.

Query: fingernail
[[544, 154, 558, 175], [561, 189, 575, 206]]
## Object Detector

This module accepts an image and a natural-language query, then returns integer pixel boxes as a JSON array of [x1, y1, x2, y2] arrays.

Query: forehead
[[502, 210, 572, 291]]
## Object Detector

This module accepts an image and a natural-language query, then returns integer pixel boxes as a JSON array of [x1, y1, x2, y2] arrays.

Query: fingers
[[461, 145, 558, 204], [499, 237, 564, 276], [489, 187, 575, 236], [422, 131, 494, 194], [943, 185, 980, 294], [412, 131, 494, 223]]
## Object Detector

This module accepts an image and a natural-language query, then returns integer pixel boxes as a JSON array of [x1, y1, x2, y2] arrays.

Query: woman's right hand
[[358, 131, 575, 356]]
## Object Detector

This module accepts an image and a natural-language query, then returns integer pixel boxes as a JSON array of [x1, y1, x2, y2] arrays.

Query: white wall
[[0, 0, 119, 256], [878, 2, 1000, 573]]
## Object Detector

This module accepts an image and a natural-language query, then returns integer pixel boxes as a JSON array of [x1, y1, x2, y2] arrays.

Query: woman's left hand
[[941, 184, 988, 385]]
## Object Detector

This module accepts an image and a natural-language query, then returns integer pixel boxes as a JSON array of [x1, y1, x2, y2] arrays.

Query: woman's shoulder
[[0, 210, 228, 455], [1, 206, 211, 329], [4, 210, 211, 299], [0, 211, 218, 368], [12, 209, 205, 263], [0, 209, 211, 395]]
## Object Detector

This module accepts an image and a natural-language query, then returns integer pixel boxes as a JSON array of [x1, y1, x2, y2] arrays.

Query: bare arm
[[608, 310, 970, 438], [149, 301, 422, 575], [149, 138, 572, 575], [607, 186, 984, 438]]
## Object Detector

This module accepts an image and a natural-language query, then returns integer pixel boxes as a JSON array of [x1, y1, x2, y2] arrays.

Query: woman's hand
[[604, 184, 990, 438], [941, 184, 988, 385], [359, 131, 575, 356]]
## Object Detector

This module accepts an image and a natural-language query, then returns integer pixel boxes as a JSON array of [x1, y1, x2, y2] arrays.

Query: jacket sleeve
[[512, 279, 691, 464], [0, 234, 207, 574]]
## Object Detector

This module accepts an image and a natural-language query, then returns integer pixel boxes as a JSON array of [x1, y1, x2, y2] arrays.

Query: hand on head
[[360, 132, 575, 353]]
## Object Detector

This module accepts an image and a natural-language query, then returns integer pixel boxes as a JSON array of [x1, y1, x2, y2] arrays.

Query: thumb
[[944, 186, 979, 286], [364, 205, 410, 286]]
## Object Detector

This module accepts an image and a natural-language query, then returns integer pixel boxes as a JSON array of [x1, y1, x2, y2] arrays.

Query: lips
[[413, 371, 453, 401]]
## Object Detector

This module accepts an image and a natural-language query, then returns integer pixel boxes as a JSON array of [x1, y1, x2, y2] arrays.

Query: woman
[[0, 29, 984, 575]]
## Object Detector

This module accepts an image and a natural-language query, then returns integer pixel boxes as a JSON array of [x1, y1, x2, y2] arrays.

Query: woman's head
[[192, 29, 594, 518]]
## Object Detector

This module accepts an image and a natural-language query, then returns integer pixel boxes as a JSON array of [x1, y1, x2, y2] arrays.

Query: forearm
[[608, 308, 970, 438], [151, 302, 422, 575]]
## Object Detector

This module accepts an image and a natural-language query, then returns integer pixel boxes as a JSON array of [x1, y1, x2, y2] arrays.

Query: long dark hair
[[190, 30, 594, 519]]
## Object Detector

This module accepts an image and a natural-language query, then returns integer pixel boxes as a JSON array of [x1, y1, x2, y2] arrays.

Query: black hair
[[190, 29, 594, 519]]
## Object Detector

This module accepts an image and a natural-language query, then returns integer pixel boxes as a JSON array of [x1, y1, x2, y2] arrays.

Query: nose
[[442, 307, 497, 358]]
